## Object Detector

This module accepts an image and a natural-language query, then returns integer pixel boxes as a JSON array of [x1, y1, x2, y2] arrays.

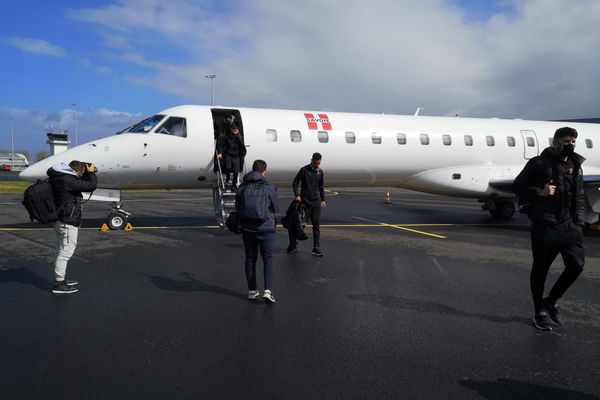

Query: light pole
[[205, 74, 216, 105], [72, 103, 78, 146], [10, 117, 14, 169]]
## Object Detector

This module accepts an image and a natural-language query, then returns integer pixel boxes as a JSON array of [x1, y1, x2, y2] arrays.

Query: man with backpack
[[513, 127, 585, 331], [47, 161, 97, 294], [236, 159, 280, 303]]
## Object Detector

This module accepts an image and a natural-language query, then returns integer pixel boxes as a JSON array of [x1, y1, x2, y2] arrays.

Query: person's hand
[[539, 180, 556, 197], [217, 153, 222, 160], [295, 196, 301, 202], [321, 201, 327, 207], [86, 163, 96, 173]]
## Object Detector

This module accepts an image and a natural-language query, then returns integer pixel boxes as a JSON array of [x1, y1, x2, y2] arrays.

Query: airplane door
[[520, 130, 539, 159]]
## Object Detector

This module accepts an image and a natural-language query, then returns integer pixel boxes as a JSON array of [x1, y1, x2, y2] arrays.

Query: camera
[[85, 162, 98, 173]]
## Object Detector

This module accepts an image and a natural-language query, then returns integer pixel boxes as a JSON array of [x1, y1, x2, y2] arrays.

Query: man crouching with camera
[[47, 160, 97, 294]]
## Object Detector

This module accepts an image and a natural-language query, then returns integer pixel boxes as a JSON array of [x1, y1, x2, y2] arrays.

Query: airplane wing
[[489, 169, 600, 191], [488, 177, 516, 191]]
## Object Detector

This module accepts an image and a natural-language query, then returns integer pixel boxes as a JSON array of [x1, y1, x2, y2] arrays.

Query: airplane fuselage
[[20, 105, 600, 218]]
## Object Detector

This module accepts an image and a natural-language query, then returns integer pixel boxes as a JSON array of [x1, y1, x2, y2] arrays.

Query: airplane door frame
[[520, 130, 539, 159], [210, 108, 246, 172]]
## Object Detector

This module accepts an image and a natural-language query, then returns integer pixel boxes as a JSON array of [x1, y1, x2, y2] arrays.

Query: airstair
[[212, 153, 237, 228]]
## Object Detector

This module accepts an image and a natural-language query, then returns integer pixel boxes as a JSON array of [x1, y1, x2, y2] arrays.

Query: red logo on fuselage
[[304, 113, 332, 130]]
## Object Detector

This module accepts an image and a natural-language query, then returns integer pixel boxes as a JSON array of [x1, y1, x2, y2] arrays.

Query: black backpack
[[238, 182, 269, 224], [22, 179, 59, 224]]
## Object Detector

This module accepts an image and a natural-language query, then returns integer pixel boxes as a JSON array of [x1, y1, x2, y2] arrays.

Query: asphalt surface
[[1, 187, 599, 400]]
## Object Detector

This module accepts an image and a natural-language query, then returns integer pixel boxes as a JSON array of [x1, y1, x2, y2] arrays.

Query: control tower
[[46, 130, 71, 155]]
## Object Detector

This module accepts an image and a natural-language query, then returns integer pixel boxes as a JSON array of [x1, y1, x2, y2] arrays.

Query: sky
[[1, 0, 600, 159]]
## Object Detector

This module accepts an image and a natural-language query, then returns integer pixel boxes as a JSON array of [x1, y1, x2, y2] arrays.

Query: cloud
[[0, 106, 141, 154], [5, 37, 67, 57], [67, 0, 600, 120]]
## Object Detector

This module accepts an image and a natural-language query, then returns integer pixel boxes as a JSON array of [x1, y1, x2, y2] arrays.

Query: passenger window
[[486, 136, 495, 146], [265, 129, 278, 142], [156, 117, 187, 137], [290, 130, 302, 143], [420, 134, 429, 145], [586, 139, 593, 148], [442, 134, 452, 146], [345, 132, 356, 144], [507, 136, 516, 147], [397, 133, 407, 145], [371, 133, 382, 144], [464, 135, 473, 146], [318, 131, 329, 143], [526, 137, 535, 147]]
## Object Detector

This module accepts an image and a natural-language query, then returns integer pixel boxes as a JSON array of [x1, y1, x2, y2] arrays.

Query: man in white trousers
[[47, 161, 97, 294]]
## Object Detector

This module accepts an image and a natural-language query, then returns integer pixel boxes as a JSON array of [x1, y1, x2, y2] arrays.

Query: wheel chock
[[100, 223, 110, 232], [124, 223, 133, 231]]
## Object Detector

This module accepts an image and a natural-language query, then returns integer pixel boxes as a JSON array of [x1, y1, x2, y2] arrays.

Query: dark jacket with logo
[[47, 164, 97, 227], [513, 147, 585, 226], [236, 170, 279, 233], [293, 164, 325, 203]]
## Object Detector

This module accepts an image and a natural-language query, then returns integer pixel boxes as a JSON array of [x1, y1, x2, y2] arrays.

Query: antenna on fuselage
[[414, 107, 424, 116]]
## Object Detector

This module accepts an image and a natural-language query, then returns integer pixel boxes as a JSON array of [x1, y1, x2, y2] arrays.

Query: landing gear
[[106, 203, 131, 230], [481, 198, 515, 219]]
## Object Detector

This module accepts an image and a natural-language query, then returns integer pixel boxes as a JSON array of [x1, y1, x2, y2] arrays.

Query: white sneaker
[[263, 290, 276, 303], [248, 290, 260, 300]]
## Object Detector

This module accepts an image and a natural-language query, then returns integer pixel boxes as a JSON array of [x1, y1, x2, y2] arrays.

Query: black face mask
[[560, 143, 575, 157]]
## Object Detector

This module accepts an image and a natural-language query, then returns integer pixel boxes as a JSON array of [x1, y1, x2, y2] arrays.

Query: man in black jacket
[[513, 127, 585, 330], [217, 125, 246, 189], [47, 161, 97, 294], [288, 152, 326, 256]]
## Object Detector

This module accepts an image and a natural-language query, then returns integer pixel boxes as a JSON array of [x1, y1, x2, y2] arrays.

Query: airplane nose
[[19, 164, 46, 181]]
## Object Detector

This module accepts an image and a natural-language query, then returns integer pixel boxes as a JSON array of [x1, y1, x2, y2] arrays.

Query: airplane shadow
[[0, 267, 51, 291], [149, 272, 247, 300], [458, 378, 600, 400], [347, 294, 531, 326]]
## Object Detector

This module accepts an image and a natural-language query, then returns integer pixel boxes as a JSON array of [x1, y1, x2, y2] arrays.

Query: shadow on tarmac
[[348, 294, 531, 326], [149, 272, 247, 300], [0, 267, 50, 291], [459, 378, 600, 400]]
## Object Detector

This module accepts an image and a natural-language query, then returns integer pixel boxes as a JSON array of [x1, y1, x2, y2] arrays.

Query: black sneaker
[[543, 298, 562, 326], [64, 278, 78, 286], [52, 280, 79, 294], [533, 311, 558, 331], [311, 248, 323, 257], [286, 245, 298, 254]]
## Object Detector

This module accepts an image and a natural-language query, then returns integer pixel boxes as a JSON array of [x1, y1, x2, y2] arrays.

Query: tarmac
[[1, 187, 599, 399]]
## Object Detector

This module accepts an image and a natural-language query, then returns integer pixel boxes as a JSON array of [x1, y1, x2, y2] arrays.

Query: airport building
[[0, 153, 29, 171]]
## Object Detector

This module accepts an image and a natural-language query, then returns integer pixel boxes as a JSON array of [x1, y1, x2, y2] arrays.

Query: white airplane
[[19, 105, 600, 229]]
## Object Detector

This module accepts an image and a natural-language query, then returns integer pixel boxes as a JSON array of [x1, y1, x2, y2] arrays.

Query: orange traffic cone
[[384, 189, 391, 204]]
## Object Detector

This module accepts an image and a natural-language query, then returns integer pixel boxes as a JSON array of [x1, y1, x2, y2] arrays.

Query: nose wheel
[[106, 203, 131, 230]]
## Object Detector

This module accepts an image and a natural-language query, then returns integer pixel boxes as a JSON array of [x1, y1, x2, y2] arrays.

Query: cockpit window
[[127, 115, 165, 133], [155, 117, 187, 138]]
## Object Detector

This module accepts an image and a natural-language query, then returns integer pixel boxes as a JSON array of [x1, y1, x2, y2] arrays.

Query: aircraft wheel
[[107, 211, 127, 230], [489, 201, 515, 219]]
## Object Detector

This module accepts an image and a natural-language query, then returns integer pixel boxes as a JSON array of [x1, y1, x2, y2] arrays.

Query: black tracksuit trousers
[[530, 222, 584, 312]]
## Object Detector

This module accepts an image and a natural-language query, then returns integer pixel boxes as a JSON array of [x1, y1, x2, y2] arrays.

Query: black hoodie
[[292, 164, 325, 203], [47, 164, 97, 226], [513, 147, 585, 226]]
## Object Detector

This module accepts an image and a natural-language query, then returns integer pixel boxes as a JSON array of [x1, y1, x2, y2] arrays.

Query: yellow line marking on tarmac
[[0, 222, 522, 233], [352, 216, 448, 239]]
